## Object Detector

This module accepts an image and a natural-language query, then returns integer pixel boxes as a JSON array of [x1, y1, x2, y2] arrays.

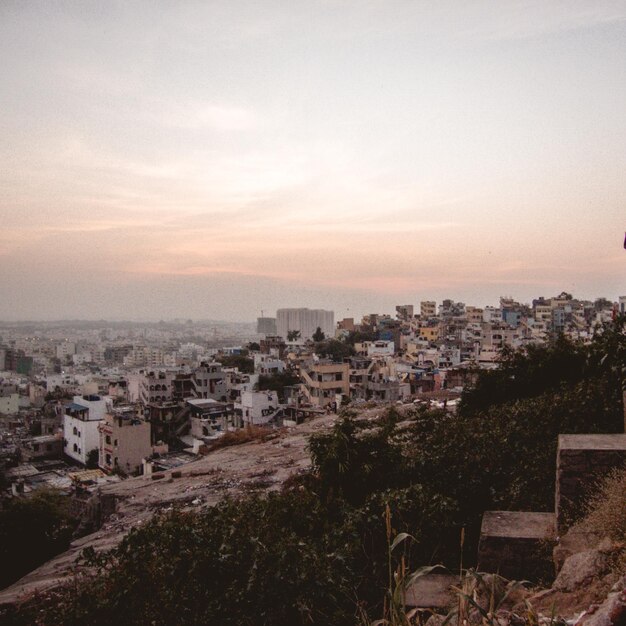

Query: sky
[[1, 0, 625, 322]]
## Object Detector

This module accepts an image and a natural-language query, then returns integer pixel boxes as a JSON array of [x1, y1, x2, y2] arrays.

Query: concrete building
[[395, 305, 414, 321], [276, 308, 334, 342], [300, 361, 349, 408], [192, 362, 228, 401], [256, 317, 277, 336], [362, 340, 395, 357], [0, 391, 20, 415], [98, 407, 152, 475], [420, 301, 437, 318], [235, 390, 281, 426], [253, 354, 285, 376], [63, 395, 110, 465]]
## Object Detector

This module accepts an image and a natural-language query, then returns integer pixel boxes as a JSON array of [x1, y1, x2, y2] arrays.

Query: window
[[33, 444, 40, 452], [73, 443, 78, 452], [106, 435, 111, 445], [73, 426, 78, 435], [335, 373, 343, 381]]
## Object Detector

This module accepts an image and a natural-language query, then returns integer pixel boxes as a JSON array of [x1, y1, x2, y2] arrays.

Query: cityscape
[[1, 1, 626, 624], [1, 292, 624, 495]]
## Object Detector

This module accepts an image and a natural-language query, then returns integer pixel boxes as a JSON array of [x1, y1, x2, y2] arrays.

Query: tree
[[218, 355, 254, 374], [247, 342, 260, 351], [86, 448, 99, 469], [256, 371, 301, 401], [313, 339, 354, 362], [287, 330, 301, 342], [312, 327, 325, 342], [0, 489, 76, 589]]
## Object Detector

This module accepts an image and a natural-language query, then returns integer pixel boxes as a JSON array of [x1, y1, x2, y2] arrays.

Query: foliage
[[0, 489, 76, 589], [312, 326, 326, 342], [256, 371, 301, 401], [248, 341, 260, 351], [218, 354, 254, 374], [459, 317, 625, 415], [287, 330, 301, 342], [85, 448, 99, 470], [582, 467, 626, 543], [314, 338, 355, 362], [345, 328, 377, 347]]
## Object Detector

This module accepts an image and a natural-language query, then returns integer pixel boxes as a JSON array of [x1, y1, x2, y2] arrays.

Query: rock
[[553, 550, 612, 592], [575, 576, 626, 626]]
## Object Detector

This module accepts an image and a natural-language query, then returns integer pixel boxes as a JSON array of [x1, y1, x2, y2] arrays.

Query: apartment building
[[300, 361, 349, 408], [276, 308, 334, 342], [99, 407, 152, 475]]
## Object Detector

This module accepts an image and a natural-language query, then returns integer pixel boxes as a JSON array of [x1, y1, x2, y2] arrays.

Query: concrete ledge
[[404, 572, 458, 609], [478, 511, 556, 581], [556, 434, 626, 532]]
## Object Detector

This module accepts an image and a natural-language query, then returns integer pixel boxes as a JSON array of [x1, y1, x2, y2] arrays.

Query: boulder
[[553, 549, 612, 592], [575, 576, 626, 626]]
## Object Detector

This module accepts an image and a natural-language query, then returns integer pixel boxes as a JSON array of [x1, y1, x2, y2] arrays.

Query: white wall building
[[276, 308, 334, 342], [235, 390, 281, 426], [363, 340, 395, 357], [0, 393, 19, 415], [253, 354, 285, 376], [63, 394, 111, 465]]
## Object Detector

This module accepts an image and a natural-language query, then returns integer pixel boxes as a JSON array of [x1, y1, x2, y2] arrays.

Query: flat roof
[[480, 511, 555, 540], [559, 434, 626, 451]]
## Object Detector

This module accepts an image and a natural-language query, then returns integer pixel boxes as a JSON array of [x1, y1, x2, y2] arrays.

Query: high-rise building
[[256, 317, 277, 336], [276, 308, 334, 341]]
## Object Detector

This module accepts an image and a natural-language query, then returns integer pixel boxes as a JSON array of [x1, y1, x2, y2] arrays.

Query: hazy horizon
[[1, 1, 625, 322]]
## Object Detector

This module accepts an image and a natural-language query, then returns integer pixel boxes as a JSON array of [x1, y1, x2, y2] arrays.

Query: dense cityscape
[[2, 2, 625, 624], [1, 292, 624, 499]]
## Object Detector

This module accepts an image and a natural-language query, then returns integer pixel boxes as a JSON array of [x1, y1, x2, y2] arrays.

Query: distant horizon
[[0, 289, 623, 325]]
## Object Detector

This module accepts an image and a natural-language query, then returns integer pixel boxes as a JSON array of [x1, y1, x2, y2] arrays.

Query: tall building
[[256, 317, 277, 336], [276, 308, 334, 341]]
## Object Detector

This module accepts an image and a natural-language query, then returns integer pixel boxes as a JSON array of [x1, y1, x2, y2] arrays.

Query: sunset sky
[[1, 1, 625, 321]]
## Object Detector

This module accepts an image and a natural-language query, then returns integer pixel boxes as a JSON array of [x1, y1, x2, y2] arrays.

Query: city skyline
[[1, 1, 625, 322]]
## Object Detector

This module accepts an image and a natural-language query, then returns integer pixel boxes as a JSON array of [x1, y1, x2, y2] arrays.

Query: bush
[[0, 489, 76, 589]]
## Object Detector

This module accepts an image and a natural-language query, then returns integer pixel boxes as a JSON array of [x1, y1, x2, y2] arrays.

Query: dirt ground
[[0, 413, 344, 606]]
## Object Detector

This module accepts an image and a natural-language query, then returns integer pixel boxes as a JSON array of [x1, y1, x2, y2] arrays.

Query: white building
[[253, 354, 285, 376], [235, 390, 281, 426], [63, 394, 111, 465], [0, 393, 19, 415], [276, 308, 334, 342], [363, 340, 395, 357], [483, 306, 503, 323]]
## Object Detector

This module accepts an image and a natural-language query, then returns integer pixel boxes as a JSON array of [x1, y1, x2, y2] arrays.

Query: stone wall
[[555, 434, 626, 533]]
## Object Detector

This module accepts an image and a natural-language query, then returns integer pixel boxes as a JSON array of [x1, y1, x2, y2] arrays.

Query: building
[[420, 301, 437, 318], [98, 407, 152, 475], [0, 390, 20, 415], [235, 390, 281, 426], [192, 362, 228, 401], [256, 317, 277, 336], [361, 340, 395, 357], [253, 354, 285, 376], [300, 361, 349, 408], [276, 308, 334, 342], [63, 395, 110, 466], [395, 305, 414, 321]]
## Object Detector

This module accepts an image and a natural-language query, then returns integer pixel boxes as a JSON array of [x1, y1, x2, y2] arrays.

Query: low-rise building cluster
[[1, 294, 623, 502]]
